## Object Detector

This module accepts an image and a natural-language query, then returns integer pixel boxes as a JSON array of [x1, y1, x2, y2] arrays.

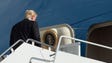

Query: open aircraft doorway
[[87, 21, 112, 63], [39, 24, 80, 54]]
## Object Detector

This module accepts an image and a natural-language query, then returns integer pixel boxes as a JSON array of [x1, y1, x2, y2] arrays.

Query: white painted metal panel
[[54, 51, 106, 63], [0, 43, 54, 63]]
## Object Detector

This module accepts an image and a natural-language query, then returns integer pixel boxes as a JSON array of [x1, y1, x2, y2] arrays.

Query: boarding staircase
[[0, 35, 110, 63]]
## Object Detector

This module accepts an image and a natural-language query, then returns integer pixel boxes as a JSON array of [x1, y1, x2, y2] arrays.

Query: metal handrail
[[56, 35, 112, 53], [26, 39, 55, 63], [29, 57, 54, 63], [26, 39, 54, 48], [75, 38, 112, 50], [0, 38, 54, 62], [53, 35, 112, 63], [0, 39, 25, 58]]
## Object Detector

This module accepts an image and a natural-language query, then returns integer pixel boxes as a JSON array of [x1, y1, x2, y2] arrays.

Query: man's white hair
[[25, 10, 37, 19]]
